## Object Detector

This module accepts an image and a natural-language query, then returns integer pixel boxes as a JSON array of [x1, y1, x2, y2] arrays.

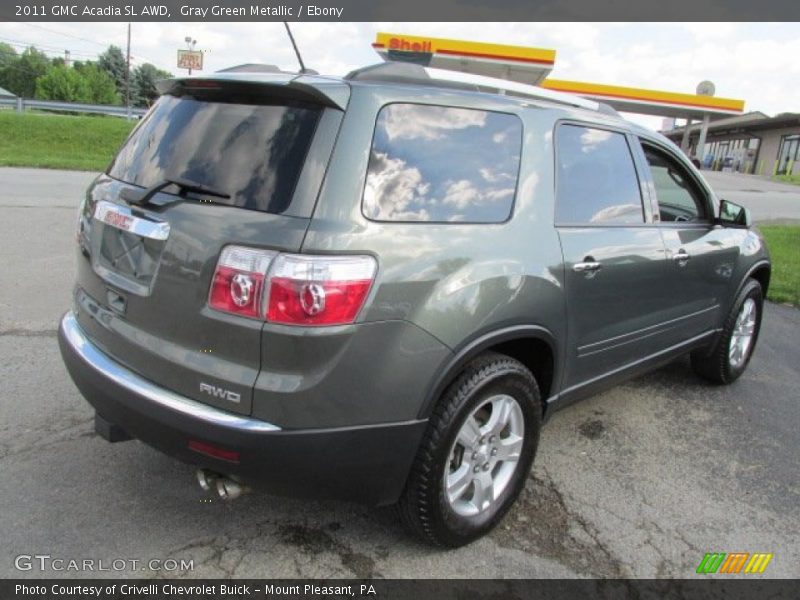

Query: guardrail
[[0, 97, 147, 118]]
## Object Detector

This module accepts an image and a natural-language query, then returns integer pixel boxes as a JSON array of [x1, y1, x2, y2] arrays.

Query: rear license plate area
[[91, 201, 169, 296]]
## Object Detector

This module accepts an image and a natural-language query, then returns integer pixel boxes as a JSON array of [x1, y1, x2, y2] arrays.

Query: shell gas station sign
[[372, 32, 555, 85]]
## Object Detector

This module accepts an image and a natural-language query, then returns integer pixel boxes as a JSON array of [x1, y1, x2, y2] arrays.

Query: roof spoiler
[[155, 72, 349, 110]]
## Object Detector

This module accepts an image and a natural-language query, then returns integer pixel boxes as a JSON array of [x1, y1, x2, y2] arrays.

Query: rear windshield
[[107, 93, 321, 214]]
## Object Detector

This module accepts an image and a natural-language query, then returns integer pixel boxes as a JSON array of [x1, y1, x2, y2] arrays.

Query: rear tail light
[[209, 246, 276, 318], [209, 246, 377, 326], [267, 254, 377, 326]]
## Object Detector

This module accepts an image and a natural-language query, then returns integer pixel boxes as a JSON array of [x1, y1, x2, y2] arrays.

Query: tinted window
[[556, 125, 644, 224], [643, 145, 708, 222], [108, 94, 320, 214], [363, 104, 522, 222]]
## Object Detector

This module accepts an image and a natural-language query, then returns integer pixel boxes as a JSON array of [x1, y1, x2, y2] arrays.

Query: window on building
[[555, 125, 644, 225], [363, 103, 522, 223], [778, 134, 800, 174]]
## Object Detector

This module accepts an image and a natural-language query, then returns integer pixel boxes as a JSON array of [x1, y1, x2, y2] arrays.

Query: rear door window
[[556, 125, 644, 225], [108, 94, 321, 214], [363, 103, 522, 223]]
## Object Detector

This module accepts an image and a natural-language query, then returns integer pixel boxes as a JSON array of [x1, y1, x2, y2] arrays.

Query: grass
[[774, 173, 800, 186], [759, 225, 800, 306], [0, 111, 135, 171]]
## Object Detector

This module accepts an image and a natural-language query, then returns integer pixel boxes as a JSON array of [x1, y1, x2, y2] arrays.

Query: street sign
[[177, 49, 203, 71]]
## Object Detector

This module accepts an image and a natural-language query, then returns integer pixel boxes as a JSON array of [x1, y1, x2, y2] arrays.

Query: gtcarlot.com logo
[[696, 552, 773, 574], [14, 554, 194, 572]]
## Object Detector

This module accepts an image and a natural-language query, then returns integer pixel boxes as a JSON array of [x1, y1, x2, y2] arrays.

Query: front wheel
[[692, 278, 763, 384], [397, 352, 541, 547]]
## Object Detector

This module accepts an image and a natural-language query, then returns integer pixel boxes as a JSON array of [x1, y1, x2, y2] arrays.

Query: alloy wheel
[[729, 297, 757, 369], [444, 394, 525, 517]]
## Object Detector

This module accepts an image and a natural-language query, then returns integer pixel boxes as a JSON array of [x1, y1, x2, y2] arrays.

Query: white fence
[[0, 97, 147, 118]]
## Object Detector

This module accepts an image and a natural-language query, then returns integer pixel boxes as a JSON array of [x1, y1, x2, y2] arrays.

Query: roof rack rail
[[596, 103, 619, 116], [216, 64, 319, 75], [347, 62, 431, 83], [346, 62, 612, 114], [217, 64, 283, 74]]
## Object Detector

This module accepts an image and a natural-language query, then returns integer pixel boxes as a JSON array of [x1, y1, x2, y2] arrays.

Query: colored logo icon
[[696, 552, 773, 574]]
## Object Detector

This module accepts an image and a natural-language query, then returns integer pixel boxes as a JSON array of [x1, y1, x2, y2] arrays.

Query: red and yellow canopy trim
[[541, 79, 745, 113]]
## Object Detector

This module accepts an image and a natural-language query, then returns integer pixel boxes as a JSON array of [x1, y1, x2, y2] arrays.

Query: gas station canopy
[[372, 32, 555, 85], [540, 79, 744, 119], [372, 32, 745, 120]]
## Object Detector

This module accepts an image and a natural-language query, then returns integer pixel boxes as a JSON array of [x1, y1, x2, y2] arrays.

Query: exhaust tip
[[196, 469, 249, 500], [196, 469, 218, 492], [216, 478, 245, 501]]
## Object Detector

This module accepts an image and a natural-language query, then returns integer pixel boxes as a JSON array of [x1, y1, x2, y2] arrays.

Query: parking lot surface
[[701, 170, 800, 222], [1, 167, 798, 578]]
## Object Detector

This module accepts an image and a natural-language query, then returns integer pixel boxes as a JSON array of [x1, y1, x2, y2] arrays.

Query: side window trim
[[553, 119, 649, 228], [626, 133, 658, 225], [637, 137, 714, 225]]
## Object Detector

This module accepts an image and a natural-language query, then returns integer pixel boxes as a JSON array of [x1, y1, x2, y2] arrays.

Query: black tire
[[397, 352, 541, 547], [691, 278, 763, 384]]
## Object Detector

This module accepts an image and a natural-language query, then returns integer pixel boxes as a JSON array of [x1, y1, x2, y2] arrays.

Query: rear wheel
[[692, 278, 763, 384], [398, 352, 541, 547]]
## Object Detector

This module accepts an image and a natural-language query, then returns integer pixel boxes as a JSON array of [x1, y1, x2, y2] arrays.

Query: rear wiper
[[120, 177, 230, 207], [168, 177, 231, 200]]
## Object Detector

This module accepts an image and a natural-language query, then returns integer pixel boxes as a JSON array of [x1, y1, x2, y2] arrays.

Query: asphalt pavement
[[701, 170, 800, 222], [0, 166, 798, 579]]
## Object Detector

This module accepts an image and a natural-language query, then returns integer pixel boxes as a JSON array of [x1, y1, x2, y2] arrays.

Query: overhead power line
[[22, 22, 114, 48], [20, 22, 174, 72], [0, 35, 101, 58]]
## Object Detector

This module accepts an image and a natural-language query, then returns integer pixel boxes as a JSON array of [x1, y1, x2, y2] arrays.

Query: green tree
[[3, 46, 49, 97], [97, 45, 127, 97], [35, 65, 89, 102], [0, 42, 19, 94], [0, 41, 16, 64], [35, 63, 121, 104], [81, 64, 120, 105], [132, 63, 172, 107]]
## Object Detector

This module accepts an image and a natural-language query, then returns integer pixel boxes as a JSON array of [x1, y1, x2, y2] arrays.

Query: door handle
[[672, 250, 691, 266], [573, 261, 602, 274]]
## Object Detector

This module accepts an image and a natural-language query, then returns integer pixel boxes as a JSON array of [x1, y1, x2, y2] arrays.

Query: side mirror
[[718, 199, 752, 228]]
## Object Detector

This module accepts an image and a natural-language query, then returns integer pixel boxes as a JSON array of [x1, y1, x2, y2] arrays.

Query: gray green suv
[[58, 62, 771, 547]]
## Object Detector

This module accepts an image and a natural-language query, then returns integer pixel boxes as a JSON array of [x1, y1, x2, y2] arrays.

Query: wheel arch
[[746, 261, 771, 298], [417, 325, 559, 420], [697, 260, 771, 361]]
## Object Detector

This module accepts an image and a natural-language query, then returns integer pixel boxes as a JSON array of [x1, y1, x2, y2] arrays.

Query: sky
[[1, 21, 798, 130]]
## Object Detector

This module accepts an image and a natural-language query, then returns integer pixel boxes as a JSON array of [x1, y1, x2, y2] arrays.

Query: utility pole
[[125, 23, 131, 120]]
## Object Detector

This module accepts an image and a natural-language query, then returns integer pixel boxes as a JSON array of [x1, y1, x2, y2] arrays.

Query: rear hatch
[[73, 75, 347, 416]]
